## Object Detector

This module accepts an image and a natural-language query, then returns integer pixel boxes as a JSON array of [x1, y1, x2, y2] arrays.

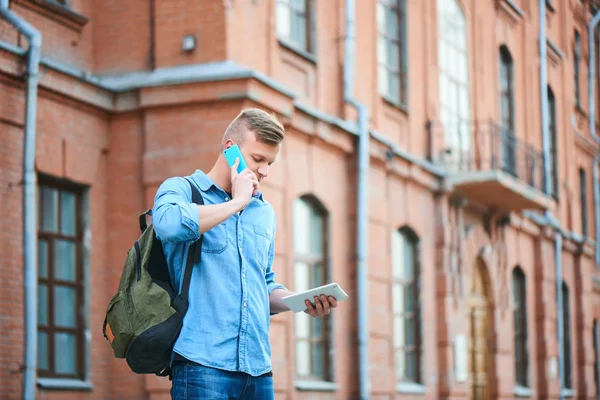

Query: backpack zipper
[[134, 241, 142, 281]]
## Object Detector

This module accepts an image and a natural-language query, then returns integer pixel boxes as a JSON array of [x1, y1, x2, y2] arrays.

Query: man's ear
[[223, 139, 234, 150]]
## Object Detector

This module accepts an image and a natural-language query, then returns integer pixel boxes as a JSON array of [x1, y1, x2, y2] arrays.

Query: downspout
[[594, 155, 600, 266], [539, 1, 564, 398], [149, 0, 156, 70], [555, 230, 565, 400], [588, 9, 600, 266], [0, 2, 42, 400], [344, 0, 370, 398]]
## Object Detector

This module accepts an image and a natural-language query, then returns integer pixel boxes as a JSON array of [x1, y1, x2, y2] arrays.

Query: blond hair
[[222, 108, 285, 148]]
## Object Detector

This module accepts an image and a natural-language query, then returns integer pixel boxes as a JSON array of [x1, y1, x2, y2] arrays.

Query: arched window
[[512, 267, 528, 387], [391, 227, 422, 383], [580, 168, 588, 236], [500, 46, 516, 175], [438, 0, 470, 157], [547, 86, 559, 198], [574, 30, 581, 107], [292, 196, 330, 381]]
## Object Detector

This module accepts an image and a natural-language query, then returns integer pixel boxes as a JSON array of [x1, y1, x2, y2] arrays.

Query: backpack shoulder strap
[[177, 177, 204, 311], [186, 177, 204, 206], [139, 209, 152, 233]]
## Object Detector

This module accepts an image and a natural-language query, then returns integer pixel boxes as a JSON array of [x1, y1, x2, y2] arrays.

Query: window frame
[[574, 30, 581, 108], [499, 46, 515, 135], [512, 267, 529, 388], [391, 227, 422, 385], [377, 0, 408, 108], [438, 0, 471, 155], [276, 0, 316, 56], [37, 176, 86, 380], [579, 168, 588, 236], [499, 45, 517, 175], [292, 196, 331, 383], [547, 86, 559, 199]]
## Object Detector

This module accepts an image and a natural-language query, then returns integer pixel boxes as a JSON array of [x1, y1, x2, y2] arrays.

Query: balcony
[[427, 120, 554, 212]]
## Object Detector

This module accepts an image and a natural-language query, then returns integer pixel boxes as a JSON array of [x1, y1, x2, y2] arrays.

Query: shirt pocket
[[252, 224, 272, 271], [200, 222, 228, 254]]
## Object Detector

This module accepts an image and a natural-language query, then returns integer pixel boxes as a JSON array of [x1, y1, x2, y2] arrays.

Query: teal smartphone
[[223, 144, 248, 173]]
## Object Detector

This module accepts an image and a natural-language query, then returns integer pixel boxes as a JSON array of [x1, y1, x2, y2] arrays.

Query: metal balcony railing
[[427, 120, 547, 194]]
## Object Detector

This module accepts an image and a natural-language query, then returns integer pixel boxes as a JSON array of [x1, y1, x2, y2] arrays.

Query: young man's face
[[229, 130, 280, 183]]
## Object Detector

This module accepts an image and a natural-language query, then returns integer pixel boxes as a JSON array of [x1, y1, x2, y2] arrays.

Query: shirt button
[[243, 302, 247, 308], [224, 196, 229, 201], [242, 274, 246, 279]]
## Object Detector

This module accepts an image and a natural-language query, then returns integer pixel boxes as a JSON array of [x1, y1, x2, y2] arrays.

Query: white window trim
[[396, 381, 426, 394], [295, 380, 337, 392], [514, 385, 533, 398], [37, 378, 93, 391]]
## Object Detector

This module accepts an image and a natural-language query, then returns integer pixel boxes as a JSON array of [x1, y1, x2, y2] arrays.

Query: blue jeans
[[170, 362, 274, 400]]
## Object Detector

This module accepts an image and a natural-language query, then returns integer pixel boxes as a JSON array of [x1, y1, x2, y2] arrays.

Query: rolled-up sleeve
[[152, 177, 201, 243]]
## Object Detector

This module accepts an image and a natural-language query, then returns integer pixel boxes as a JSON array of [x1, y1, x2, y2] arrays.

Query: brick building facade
[[1, 0, 600, 399]]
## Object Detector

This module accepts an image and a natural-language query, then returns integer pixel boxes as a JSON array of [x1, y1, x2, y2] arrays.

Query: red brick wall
[[153, 0, 227, 69], [92, 0, 151, 73], [0, 117, 26, 399], [7, 0, 95, 71]]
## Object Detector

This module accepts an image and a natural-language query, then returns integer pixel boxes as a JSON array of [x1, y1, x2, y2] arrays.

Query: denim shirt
[[151, 170, 287, 376]]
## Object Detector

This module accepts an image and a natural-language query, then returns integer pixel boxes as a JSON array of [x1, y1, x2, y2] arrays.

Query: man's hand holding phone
[[230, 158, 259, 209]]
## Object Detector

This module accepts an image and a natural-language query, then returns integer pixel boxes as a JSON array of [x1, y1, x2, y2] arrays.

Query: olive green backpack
[[102, 177, 203, 376]]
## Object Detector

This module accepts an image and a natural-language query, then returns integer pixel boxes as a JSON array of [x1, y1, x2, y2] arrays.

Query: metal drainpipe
[[594, 154, 600, 266], [344, 0, 370, 398], [539, 1, 564, 398], [555, 230, 565, 400], [0, 3, 42, 400], [588, 9, 600, 267]]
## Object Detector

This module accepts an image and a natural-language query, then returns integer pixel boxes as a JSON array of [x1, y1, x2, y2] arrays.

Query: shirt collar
[[191, 170, 216, 192]]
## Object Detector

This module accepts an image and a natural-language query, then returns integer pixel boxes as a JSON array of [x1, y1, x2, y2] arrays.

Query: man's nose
[[258, 165, 269, 178]]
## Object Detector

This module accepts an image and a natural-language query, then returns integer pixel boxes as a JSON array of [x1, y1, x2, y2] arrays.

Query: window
[[574, 30, 581, 107], [276, 0, 315, 54], [500, 46, 516, 175], [377, 0, 408, 107], [580, 168, 588, 236], [547, 86, 559, 199], [562, 283, 572, 390], [438, 0, 470, 155], [391, 228, 422, 384], [37, 179, 84, 379], [292, 197, 330, 381], [49, 0, 69, 6], [594, 320, 600, 397], [512, 267, 529, 387]]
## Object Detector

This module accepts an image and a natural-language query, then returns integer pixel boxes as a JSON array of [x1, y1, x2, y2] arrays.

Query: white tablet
[[282, 282, 349, 313]]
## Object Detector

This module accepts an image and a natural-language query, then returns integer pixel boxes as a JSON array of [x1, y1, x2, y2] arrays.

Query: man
[[152, 108, 338, 400]]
